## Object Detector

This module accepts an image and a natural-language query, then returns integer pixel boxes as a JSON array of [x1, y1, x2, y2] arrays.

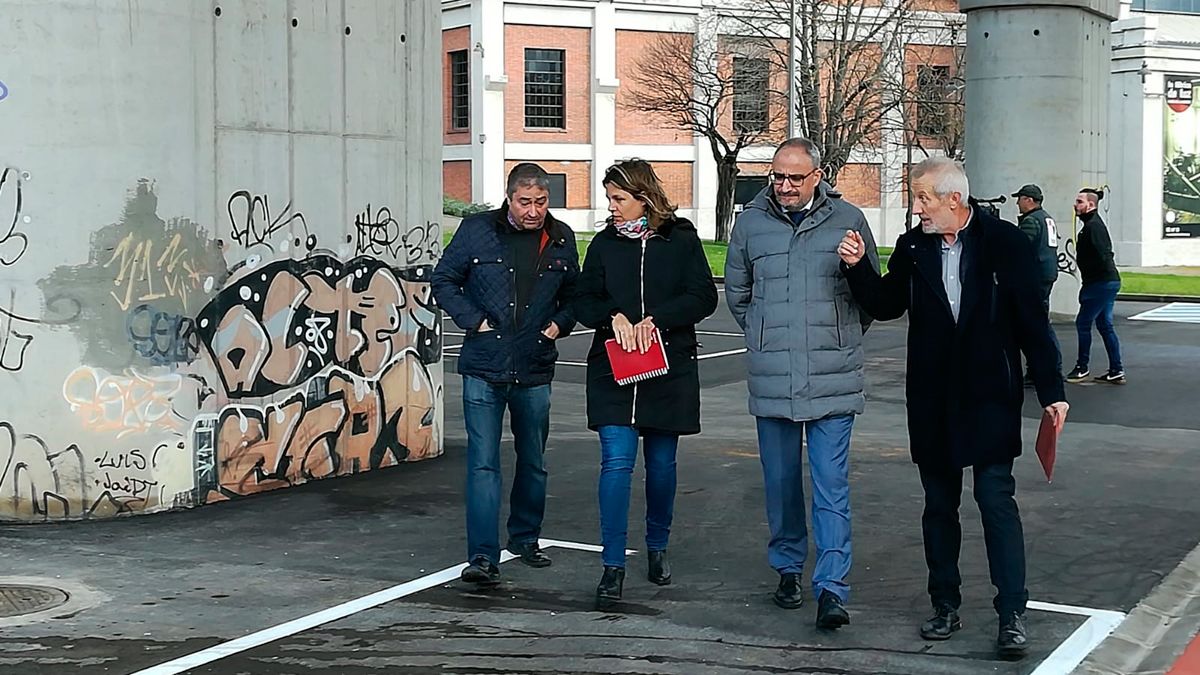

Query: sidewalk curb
[[1070, 540, 1200, 674], [1119, 293, 1200, 304]]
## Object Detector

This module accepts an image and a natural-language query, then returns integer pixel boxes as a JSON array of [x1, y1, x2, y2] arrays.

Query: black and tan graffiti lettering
[[192, 349, 437, 503], [193, 256, 439, 399]]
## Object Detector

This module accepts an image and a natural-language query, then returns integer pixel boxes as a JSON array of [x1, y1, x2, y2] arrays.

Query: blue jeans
[[1075, 280, 1123, 372], [756, 415, 855, 602], [597, 426, 679, 568], [462, 375, 551, 565]]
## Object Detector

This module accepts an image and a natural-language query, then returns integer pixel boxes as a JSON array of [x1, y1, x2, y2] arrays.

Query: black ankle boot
[[595, 566, 625, 608], [648, 550, 671, 585]]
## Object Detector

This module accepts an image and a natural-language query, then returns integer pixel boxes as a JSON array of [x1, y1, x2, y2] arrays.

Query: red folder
[[605, 329, 670, 386], [1035, 408, 1064, 482]]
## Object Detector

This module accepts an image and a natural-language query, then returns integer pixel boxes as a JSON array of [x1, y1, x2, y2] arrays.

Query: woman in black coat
[[573, 159, 718, 608]]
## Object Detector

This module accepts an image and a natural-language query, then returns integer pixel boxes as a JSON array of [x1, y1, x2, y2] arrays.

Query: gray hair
[[910, 157, 970, 199], [506, 162, 551, 197], [775, 137, 823, 170]]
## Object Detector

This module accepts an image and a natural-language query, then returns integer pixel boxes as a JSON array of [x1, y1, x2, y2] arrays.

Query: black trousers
[[918, 460, 1028, 617]]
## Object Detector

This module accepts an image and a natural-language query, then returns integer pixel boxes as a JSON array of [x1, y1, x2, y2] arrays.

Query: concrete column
[[472, 0, 507, 208], [960, 0, 1119, 317], [592, 0, 619, 229]]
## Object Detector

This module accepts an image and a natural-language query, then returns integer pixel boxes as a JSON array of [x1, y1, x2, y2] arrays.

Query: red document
[[605, 329, 670, 386], [1035, 408, 1064, 482]]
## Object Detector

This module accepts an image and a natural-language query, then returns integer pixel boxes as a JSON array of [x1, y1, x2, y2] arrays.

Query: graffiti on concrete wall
[[0, 180, 443, 521], [227, 190, 309, 252], [188, 247, 441, 503], [194, 349, 438, 502], [62, 367, 187, 439], [353, 204, 442, 265], [193, 255, 439, 397], [39, 179, 228, 370], [1, 167, 28, 267], [0, 421, 194, 519]]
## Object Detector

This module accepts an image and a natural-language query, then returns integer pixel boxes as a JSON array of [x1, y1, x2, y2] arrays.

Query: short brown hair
[[602, 159, 676, 230]]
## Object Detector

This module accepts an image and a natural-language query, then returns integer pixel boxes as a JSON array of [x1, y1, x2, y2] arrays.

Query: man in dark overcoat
[[837, 157, 1068, 660]]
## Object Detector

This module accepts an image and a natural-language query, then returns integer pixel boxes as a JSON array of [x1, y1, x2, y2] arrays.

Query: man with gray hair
[[837, 157, 1068, 659], [725, 137, 879, 630], [432, 162, 579, 587]]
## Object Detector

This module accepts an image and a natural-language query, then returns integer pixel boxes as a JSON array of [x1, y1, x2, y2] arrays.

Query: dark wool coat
[[842, 210, 1066, 468], [573, 217, 719, 435]]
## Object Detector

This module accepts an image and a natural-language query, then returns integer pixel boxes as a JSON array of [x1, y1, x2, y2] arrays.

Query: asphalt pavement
[[0, 298, 1197, 675]]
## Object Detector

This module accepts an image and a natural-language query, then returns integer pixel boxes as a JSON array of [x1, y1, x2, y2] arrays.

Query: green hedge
[[442, 196, 492, 218]]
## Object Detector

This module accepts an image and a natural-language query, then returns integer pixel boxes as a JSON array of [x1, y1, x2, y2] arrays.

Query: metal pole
[[787, 0, 797, 139]]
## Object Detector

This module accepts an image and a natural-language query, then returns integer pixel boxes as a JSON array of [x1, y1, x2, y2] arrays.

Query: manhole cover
[[0, 585, 69, 618]]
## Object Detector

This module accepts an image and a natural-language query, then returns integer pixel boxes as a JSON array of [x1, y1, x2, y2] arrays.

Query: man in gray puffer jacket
[[725, 137, 879, 630]]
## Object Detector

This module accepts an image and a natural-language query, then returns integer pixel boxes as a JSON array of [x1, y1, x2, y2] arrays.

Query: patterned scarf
[[612, 216, 651, 240]]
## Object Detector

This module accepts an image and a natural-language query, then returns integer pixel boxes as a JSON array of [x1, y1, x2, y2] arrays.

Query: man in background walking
[[1012, 184, 1061, 384]]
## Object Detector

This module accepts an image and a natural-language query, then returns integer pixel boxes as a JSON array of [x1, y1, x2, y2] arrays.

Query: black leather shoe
[[460, 556, 501, 586], [595, 566, 625, 609], [920, 605, 962, 640], [997, 612, 1029, 660], [815, 590, 850, 629], [648, 550, 672, 585], [506, 541, 552, 568], [773, 573, 804, 609]]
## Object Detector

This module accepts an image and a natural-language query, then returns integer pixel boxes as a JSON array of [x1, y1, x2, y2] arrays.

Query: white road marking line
[[698, 348, 747, 360], [129, 540, 615, 675], [1129, 302, 1200, 324], [1027, 600, 1125, 675], [129, 539, 1117, 675]]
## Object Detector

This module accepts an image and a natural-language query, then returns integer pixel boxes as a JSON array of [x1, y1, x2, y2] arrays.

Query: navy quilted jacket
[[432, 206, 579, 385]]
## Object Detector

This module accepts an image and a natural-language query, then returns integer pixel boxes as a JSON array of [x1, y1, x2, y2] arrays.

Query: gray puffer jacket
[[725, 182, 880, 421]]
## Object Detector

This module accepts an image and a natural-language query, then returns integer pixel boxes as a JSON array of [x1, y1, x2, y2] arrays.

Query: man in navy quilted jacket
[[432, 163, 579, 586]]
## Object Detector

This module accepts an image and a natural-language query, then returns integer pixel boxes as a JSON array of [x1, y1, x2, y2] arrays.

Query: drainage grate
[[0, 585, 69, 618]]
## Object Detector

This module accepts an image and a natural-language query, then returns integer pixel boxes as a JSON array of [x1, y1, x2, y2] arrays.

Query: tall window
[[525, 48, 565, 129], [450, 50, 469, 130], [546, 173, 567, 208], [1132, 0, 1200, 13], [732, 56, 771, 134], [916, 65, 952, 137]]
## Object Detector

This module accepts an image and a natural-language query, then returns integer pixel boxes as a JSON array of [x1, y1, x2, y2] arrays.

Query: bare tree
[[626, 28, 787, 242], [895, 19, 966, 227], [626, 2, 965, 241], [723, 0, 921, 184]]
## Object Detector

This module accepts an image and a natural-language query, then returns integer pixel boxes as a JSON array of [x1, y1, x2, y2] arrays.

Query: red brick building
[[441, 0, 963, 244]]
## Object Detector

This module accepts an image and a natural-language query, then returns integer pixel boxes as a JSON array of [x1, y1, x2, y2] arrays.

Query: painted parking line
[[1026, 600, 1125, 675], [698, 348, 747, 360], [129, 539, 632, 675], [1129, 302, 1200, 324], [443, 328, 598, 338], [128, 539, 1123, 675]]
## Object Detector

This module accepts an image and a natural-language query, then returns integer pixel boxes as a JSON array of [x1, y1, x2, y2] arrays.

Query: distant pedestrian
[[1012, 184, 1062, 385], [432, 162, 580, 587], [574, 159, 718, 609], [1066, 189, 1125, 384]]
